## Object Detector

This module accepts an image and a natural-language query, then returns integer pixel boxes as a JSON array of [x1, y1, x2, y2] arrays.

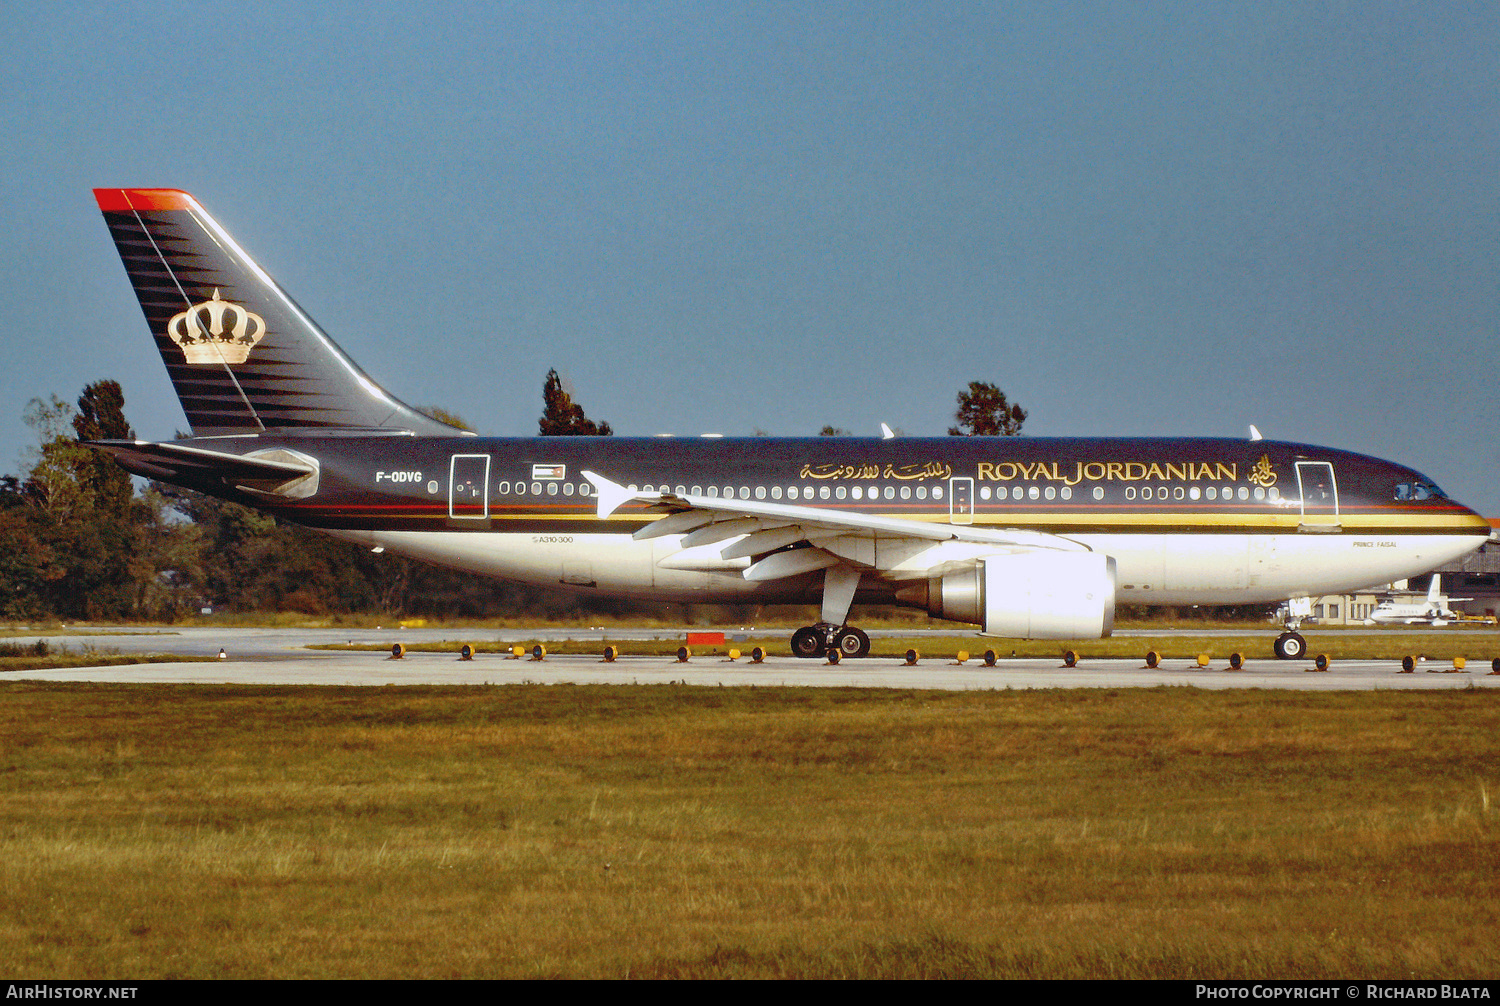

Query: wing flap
[[744, 548, 842, 581]]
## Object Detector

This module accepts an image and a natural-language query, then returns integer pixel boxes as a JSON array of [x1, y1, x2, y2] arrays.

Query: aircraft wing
[[582, 470, 1087, 582]]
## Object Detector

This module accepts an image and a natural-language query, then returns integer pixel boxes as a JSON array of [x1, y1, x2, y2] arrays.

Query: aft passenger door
[[1296, 461, 1340, 532], [949, 477, 974, 525], [448, 454, 490, 520]]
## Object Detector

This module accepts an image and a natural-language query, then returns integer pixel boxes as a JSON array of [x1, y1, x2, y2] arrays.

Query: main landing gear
[[791, 623, 871, 659], [791, 563, 871, 658]]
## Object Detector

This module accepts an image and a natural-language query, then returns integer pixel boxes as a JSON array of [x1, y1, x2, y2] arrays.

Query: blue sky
[[2, 1, 1496, 511]]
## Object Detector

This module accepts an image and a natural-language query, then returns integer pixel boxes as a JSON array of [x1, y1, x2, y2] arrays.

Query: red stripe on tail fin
[[93, 188, 196, 213]]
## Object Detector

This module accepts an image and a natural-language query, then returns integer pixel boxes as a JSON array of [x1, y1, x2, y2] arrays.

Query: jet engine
[[896, 552, 1116, 639]]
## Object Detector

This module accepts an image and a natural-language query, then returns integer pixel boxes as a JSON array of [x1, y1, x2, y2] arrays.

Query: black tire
[[834, 627, 871, 659], [1274, 632, 1306, 660], [791, 626, 825, 659]]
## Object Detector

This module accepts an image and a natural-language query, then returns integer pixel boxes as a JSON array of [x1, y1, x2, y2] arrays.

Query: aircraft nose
[[1450, 500, 1495, 546]]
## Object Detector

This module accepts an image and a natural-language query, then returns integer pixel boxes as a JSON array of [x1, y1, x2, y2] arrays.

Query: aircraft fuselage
[[163, 432, 1487, 610]]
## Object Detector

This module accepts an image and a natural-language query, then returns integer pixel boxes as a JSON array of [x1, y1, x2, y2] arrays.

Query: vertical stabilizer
[[94, 188, 459, 436]]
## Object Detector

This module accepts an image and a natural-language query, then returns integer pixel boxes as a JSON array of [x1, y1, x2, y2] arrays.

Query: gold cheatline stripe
[[460, 511, 1487, 531]]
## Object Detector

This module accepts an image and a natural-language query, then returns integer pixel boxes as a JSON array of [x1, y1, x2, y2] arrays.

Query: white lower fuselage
[[329, 529, 1482, 609]]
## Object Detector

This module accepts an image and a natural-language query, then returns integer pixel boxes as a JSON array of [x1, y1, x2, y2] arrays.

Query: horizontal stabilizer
[[87, 439, 316, 493]]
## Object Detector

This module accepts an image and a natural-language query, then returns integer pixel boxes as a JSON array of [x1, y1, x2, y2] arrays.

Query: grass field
[[0, 682, 1495, 978], [0, 639, 213, 674]]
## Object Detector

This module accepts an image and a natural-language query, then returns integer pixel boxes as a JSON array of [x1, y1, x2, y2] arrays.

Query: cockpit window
[[1394, 479, 1447, 502]]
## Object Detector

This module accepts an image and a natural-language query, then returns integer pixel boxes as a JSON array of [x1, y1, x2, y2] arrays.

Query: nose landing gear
[[1273, 631, 1307, 660], [1273, 596, 1312, 660]]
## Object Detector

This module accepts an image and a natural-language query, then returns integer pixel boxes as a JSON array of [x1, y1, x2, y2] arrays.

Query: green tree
[[539, 369, 612, 436], [72, 380, 136, 517], [818, 426, 850, 436], [21, 394, 96, 522], [947, 381, 1026, 437]]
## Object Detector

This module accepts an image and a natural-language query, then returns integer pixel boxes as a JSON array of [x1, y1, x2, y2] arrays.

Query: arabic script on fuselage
[[799, 461, 953, 481]]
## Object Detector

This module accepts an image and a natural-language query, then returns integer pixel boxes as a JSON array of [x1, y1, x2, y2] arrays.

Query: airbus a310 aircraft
[[88, 189, 1491, 660]]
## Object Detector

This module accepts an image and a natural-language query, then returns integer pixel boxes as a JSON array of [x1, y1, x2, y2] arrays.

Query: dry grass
[[0, 683, 1495, 978]]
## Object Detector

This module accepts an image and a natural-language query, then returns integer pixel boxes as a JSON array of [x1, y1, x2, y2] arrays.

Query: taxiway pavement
[[4, 626, 1498, 691]]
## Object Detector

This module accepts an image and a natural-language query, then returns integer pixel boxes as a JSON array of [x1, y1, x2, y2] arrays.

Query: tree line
[[0, 375, 1023, 621]]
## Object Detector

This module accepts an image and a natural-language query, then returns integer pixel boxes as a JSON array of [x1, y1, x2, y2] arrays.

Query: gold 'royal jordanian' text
[[976, 461, 1239, 486]]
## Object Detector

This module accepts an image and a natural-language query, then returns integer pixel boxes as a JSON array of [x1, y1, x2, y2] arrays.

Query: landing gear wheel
[[834, 627, 871, 659], [1273, 631, 1307, 661], [791, 626, 826, 659]]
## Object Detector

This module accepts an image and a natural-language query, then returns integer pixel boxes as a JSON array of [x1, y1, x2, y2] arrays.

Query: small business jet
[[1365, 575, 1471, 627], [88, 189, 1492, 660]]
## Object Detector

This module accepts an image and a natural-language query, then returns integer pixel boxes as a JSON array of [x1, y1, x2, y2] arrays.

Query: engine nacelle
[[901, 552, 1116, 639]]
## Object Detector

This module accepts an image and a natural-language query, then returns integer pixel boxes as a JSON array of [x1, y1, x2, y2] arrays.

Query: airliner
[[88, 189, 1492, 660]]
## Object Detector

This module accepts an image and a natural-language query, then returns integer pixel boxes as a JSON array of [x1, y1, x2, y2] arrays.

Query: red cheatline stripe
[[92, 188, 196, 212]]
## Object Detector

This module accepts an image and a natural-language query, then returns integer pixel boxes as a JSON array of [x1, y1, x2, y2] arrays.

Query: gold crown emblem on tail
[[166, 289, 266, 365]]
